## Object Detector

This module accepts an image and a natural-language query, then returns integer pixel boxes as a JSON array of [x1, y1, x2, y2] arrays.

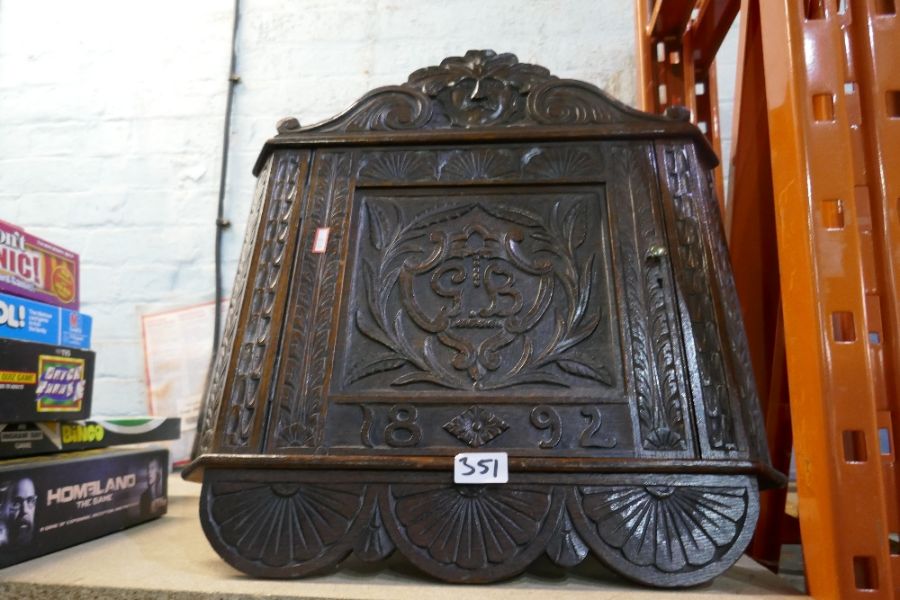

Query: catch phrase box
[[0, 447, 168, 567], [0, 339, 94, 422]]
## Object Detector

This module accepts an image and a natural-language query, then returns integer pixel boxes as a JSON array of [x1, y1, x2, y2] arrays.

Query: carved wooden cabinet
[[184, 50, 783, 588]]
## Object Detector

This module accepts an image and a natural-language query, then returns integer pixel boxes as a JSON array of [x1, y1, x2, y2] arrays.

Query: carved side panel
[[270, 151, 353, 449], [657, 144, 743, 456], [613, 146, 692, 455], [699, 169, 768, 463], [198, 156, 273, 454], [217, 150, 309, 451]]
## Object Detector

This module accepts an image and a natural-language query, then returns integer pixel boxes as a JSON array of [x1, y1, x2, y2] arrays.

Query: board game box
[[0, 292, 92, 350], [0, 447, 168, 567], [0, 339, 94, 422], [0, 417, 180, 458], [0, 220, 80, 310]]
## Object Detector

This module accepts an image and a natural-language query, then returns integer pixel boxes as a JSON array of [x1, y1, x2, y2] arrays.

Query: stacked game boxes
[[0, 220, 179, 567]]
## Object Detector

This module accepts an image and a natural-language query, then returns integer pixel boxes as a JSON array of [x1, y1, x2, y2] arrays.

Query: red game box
[[0, 221, 79, 310]]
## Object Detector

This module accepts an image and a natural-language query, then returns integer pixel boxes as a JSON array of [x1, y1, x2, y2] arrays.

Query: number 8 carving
[[385, 404, 422, 447]]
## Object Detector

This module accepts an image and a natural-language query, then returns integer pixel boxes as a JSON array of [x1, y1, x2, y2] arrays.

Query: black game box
[[0, 417, 181, 458], [0, 338, 94, 422], [0, 447, 168, 567]]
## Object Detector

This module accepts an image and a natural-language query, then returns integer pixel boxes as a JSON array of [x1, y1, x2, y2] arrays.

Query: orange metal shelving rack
[[634, 1, 900, 598]]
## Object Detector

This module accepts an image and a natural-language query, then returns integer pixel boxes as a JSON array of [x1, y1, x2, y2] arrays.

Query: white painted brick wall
[[0, 0, 737, 416]]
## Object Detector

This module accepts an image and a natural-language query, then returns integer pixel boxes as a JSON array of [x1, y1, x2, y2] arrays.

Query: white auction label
[[453, 452, 508, 484], [312, 227, 330, 253]]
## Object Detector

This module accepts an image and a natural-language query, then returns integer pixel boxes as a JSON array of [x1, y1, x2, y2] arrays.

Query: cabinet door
[[266, 142, 697, 460]]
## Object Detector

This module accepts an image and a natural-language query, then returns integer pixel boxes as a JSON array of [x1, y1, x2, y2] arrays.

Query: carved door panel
[[266, 143, 697, 459]]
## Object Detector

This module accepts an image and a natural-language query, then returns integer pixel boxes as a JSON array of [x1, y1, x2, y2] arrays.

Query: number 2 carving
[[580, 406, 616, 448]]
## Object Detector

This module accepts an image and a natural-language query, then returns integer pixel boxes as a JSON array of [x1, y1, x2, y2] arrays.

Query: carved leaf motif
[[208, 482, 365, 566], [564, 202, 588, 250], [354, 504, 395, 562], [348, 355, 408, 384], [557, 359, 613, 385], [480, 203, 542, 227], [580, 485, 747, 572], [391, 484, 552, 570], [364, 202, 388, 251], [546, 509, 588, 567]]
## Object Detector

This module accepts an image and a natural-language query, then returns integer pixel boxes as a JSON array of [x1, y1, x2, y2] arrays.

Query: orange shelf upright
[[636, 0, 900, 597]]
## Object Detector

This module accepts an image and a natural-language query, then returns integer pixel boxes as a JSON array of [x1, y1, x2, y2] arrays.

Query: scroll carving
[[278, 50, 669, 134]]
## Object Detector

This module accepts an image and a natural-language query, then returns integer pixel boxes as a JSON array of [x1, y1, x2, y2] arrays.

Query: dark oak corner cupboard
[[184, 50, 782, 588]]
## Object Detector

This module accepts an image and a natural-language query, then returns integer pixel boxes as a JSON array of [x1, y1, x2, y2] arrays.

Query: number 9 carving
[[530, 405, 561, 449]]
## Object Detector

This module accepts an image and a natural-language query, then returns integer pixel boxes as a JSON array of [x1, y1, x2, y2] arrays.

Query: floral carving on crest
[[405, 50, 553, 127]]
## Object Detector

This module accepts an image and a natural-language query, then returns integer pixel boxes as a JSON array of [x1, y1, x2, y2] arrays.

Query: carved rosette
[[201, 479, 368, 577], [200, 472, 758, 586], [568, 475, 758, 587]]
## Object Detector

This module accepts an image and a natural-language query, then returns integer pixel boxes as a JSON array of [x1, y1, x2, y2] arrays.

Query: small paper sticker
[[454, 452, 508, 484], [312, 227, 330, 253]]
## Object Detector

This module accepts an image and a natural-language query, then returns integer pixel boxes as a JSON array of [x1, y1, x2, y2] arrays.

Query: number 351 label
[[454, 452, 509, 484]]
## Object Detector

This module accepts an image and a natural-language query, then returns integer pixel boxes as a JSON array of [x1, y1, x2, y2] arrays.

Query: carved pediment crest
[[276, 49, 670, 134]]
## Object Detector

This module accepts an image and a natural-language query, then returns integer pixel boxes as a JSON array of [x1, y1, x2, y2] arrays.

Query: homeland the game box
[[0, 447, 168, 567], [0, 339, 94, 422]]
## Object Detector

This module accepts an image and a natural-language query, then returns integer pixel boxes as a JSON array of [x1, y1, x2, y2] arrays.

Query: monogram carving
[[342, 194, 613, 392]]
